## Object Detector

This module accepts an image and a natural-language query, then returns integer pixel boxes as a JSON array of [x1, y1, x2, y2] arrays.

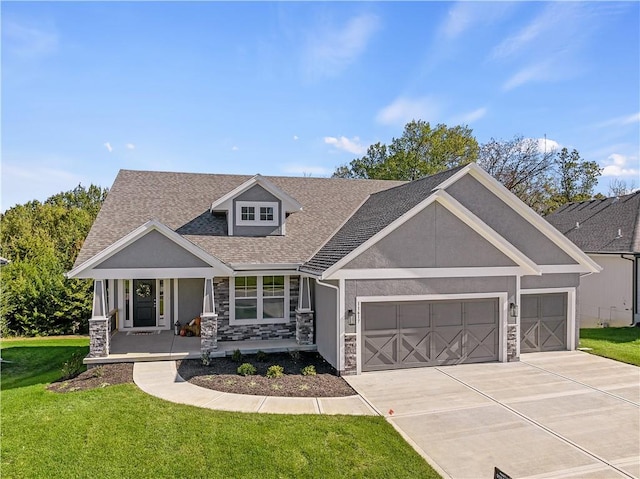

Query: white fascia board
[[459, 164, 602, 273], [327, 266, 525, 280], [66, 219, 233, 278], [74, 267, 219, 280], [538, 264, 594, 274], [231, 263, 302, 271], [321, 189, 540, 279], [210, 175, 303, 213]]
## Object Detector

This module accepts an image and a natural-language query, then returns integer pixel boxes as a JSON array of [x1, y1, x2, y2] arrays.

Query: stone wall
[[295, 309, 314, 345], [200, 313, 218, 355], [89, 318, 109, 357], [342, 334, 357, 375], [507, 324, 518, 362], [214, 276, 300, 342]]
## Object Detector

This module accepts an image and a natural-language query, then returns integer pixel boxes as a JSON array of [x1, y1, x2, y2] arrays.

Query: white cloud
[[281, 164, 331, 176], [103, 142, 113, 153], [601, 153, 639, 177], [3, 20, 58, 58], [126, 143, 135, 150], [293, 135, 299, 141], [502, 62, 551, 91], [536, 137, 560, 154], [454, 107, 487, 124], [595, 112, 640, 128], [441, 3, 512, 40], [324, 136, 366, 155], [376, 96, 441, 126], [304, 13, 380, 79], [231, 146, 239, 151]]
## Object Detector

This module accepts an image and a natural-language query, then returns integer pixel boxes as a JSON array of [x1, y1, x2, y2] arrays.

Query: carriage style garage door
[[520, 293, 567, 353], [362, 298, 499, 372]]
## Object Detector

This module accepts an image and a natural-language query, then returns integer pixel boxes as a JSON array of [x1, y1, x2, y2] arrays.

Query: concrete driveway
[[345, 351, 640, 479]]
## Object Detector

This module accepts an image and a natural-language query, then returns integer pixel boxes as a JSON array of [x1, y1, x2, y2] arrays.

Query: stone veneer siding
[[506, 323, 518, 362], [214, 276, 299, 342], [295, 309, 314, 345], [342, 334, 357, 375], [200, 313, 218, 355], [89, 318, 109, 357]]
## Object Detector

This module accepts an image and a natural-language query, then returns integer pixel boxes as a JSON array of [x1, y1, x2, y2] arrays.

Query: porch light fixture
[[509, 303, 518, 318], [347, 309, 355, 326]]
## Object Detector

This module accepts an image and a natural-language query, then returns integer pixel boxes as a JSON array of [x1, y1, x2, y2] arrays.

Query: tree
[[608, 178, 637, 197], [478, 136, 556, 213], [0, 184, 108, 336], [549, 147, 601, 210], [333, 120, 479, 180]]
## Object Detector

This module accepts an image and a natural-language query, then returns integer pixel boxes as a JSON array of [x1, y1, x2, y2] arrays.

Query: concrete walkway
[[133, 360, 377, 415]]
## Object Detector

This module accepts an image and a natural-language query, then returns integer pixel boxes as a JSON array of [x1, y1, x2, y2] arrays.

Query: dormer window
[[236, 201, 278, 227]]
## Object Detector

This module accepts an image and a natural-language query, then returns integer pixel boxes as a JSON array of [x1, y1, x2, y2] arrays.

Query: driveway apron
[[345, 351, 640, 479]]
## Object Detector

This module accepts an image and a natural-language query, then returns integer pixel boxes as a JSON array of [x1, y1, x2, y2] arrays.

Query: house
[[545, 191, 640, 328], [67, 164, 600, 374]]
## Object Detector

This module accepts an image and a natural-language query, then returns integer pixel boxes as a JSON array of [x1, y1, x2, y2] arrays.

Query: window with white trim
[[231, 275, 289, 324], [235, 201, 279, 227]]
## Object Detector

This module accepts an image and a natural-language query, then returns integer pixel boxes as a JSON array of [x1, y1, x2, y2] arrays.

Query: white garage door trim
[[520, 288, 576, 351], [356, 292, 508, 375]]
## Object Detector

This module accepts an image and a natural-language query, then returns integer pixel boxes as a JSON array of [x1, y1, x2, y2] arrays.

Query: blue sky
[[2, 1, 639, 210]]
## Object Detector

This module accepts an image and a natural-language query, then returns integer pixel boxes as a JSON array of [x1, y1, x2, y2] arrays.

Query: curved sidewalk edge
[[133, 360, 378, 416]]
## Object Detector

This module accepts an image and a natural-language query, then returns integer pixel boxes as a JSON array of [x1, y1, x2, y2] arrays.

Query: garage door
[[362, 298, 499, 372], [520, 293, 567, 353]]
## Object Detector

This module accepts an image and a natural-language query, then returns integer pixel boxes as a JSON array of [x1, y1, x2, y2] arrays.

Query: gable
[[344, 202, 518, 269], [445, 174, 578, 265], [95, 230, 211, 269], [234, 184, 280, 203]]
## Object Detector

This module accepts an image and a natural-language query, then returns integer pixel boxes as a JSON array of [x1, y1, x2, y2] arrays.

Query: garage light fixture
[[509, 302, 518, 318], [347, 309, 355, 325]]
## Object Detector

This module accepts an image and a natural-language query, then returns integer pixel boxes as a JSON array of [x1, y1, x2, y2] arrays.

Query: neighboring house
[[546, 191, 640, 328], [68, 164, 600, 374]]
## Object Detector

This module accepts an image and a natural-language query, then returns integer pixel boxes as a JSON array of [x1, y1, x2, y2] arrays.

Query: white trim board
[[321, 188, 540, 279], [66, 219, 233, 279], [329, 266, 525, 280], [355, 292, 509, 375], [210, 174, 302, 214]]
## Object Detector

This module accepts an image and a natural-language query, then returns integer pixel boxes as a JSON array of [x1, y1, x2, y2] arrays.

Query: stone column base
[[341, 334, 357, 375], [200, 313, 219, 357], [295, 309, 314, 345], [507, 323, 519, 362], [89, 317, 109, 358]]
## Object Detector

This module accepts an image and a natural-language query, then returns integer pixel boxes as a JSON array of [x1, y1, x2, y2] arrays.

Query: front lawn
[[579, 327, 640, 366], [1, 337, 440, 479]]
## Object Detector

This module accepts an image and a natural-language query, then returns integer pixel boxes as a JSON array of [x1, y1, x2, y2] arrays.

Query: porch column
[[89, 280, 109, 358], [200, 277, 218, 357], [295, 277, 314, 345]]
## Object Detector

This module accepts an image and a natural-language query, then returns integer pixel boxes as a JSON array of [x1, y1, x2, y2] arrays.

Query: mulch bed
[[178, 351, 356, 398], [48, 363, 134, 393]]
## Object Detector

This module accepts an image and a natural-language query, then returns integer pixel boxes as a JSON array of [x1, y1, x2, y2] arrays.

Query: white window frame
[[235, 201, 279, 227], [230, 275, 290, 325], [118, 278, 171, 330]]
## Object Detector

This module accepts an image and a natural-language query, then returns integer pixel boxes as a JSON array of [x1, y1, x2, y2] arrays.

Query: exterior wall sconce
[[347, 309, 355, 326], [509, 303, 518, 318]]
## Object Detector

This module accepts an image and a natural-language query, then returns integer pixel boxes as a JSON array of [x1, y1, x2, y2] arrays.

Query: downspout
[[315, 278, 342, 372]]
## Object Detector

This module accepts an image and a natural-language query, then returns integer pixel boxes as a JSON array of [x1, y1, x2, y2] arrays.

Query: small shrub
[[231, 349, 243, 363], [201, 352, 212, 366], [99, 382, 110, 388], [289, 350, 301, 361], [301, 365, 316, 376], [271, 383, 282, 391], [92, 366, 105, 378], [60, 353, 84, 380], [298, 384, 310, 391], [266, 364, 284, 378], [237, 362, 257, 376], [255, 350, 268, 362], [248, 380, 258, 387]]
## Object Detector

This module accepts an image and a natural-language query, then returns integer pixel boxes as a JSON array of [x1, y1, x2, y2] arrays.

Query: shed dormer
[[210, 175, 303, 237]]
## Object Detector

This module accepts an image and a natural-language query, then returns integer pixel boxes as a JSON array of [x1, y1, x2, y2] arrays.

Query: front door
[[133, 279, 156, 327]]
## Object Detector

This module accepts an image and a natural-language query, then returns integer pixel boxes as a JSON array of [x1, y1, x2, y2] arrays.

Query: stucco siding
[[315, 281, 338, 369], [233, 185, 283, 236], [521, 273, 579, 290], [178, 278, 204, 325], [344, 202, 517, 269], [446, 175, 577, 265], [96, 230, 211, 269], [578, 255, 633, 327]]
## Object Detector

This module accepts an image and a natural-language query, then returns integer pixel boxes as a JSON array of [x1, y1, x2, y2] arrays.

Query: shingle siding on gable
[[445, 175, 578, 265], [343, 202, 517, 269]]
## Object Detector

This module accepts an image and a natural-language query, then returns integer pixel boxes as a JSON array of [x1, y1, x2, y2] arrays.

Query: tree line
[[333, 120, 605, 215], [1, 185, 108, 336]]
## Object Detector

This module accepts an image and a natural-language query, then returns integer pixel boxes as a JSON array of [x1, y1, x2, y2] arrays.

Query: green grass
[[1, 337, 440, 479], [579, 327, 640, 366]]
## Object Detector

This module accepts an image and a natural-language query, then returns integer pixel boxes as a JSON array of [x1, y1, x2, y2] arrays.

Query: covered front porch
[[84, 329, 317, 365]]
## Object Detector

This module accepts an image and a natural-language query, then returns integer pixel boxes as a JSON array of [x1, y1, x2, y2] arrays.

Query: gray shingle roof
[[545, 191, 640, 253], [74, 170, 405, 268], [300, 166, 467, 275]]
